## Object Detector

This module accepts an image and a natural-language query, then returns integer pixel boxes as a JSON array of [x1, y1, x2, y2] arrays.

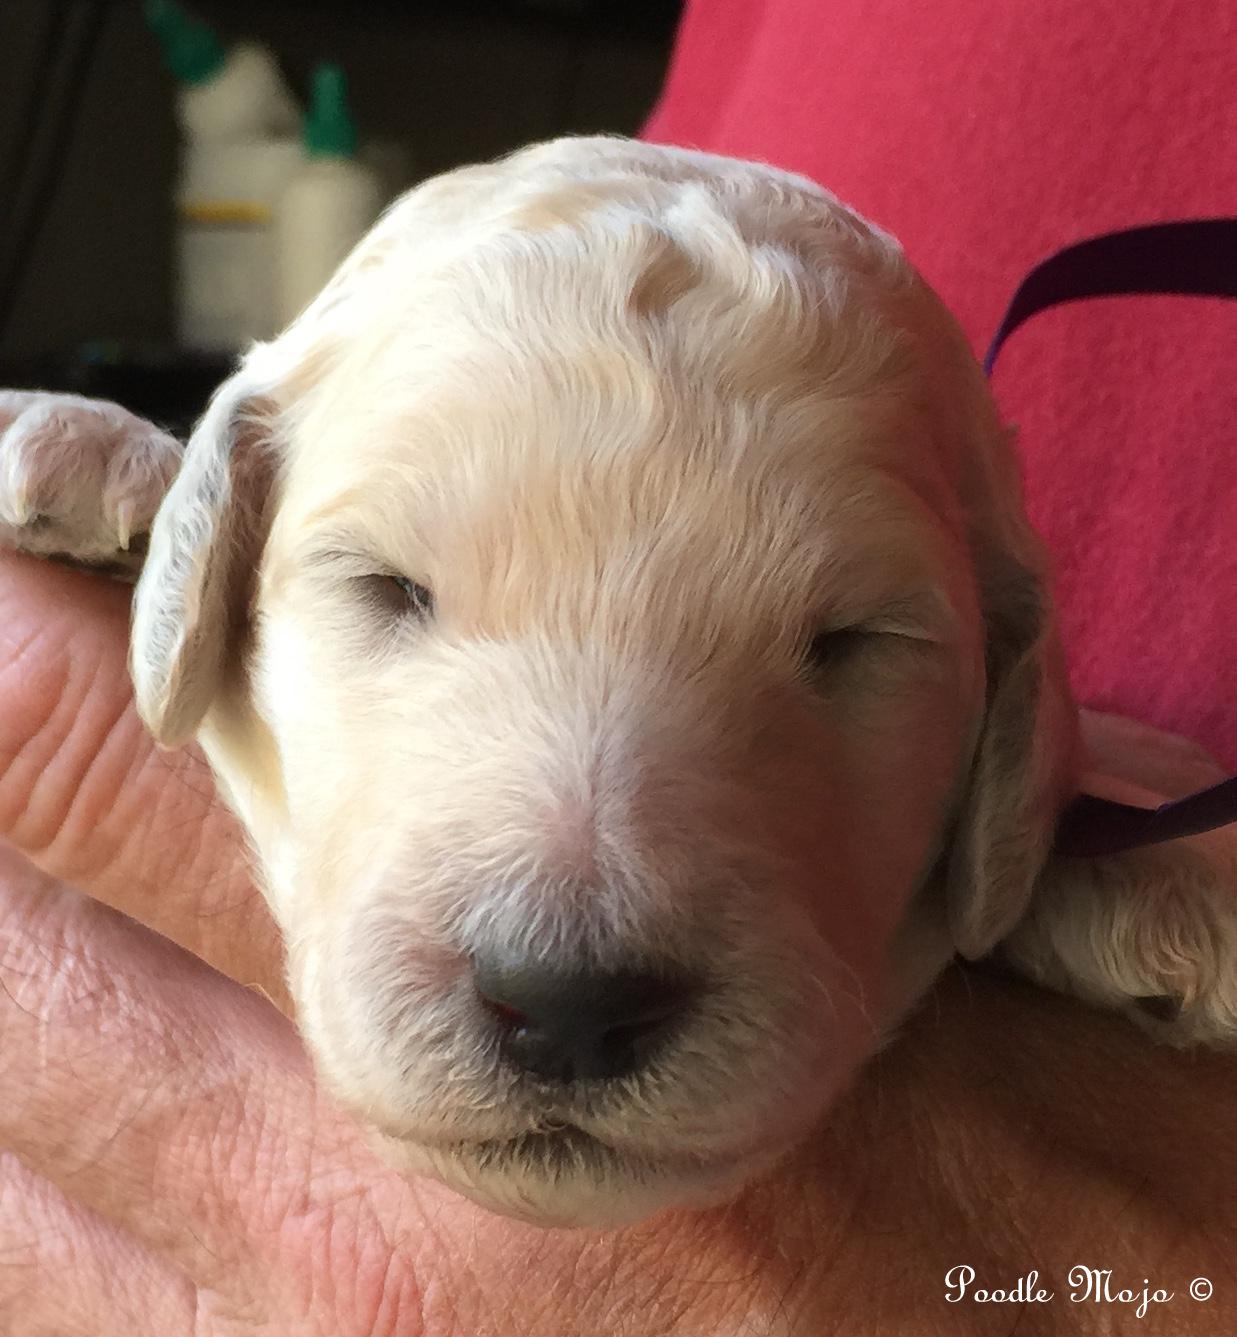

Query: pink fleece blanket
[[644, 0, 1237, 767]]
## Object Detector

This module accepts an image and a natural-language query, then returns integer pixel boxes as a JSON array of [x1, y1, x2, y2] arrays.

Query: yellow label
[[180, 200, 272, 225]]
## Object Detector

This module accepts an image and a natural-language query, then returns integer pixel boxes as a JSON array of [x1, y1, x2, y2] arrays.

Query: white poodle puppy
[[2, 137, 1234, 1228]]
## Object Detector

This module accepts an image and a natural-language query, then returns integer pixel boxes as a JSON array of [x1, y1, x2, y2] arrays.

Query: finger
[[0, 846, 431, 1315], [0, 552, 287, 1008], [0, 852, 673, 1335], [1080, 708, 1228, 798], [0, 1152, 196, 1336]]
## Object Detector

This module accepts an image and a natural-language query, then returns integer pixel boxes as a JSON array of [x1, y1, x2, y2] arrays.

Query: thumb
[[0, 552, 287, 1010]]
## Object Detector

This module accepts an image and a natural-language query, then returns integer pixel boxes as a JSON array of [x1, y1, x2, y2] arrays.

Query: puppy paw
[[1002, 835, 1237, 1047], [0, 391, 182, 576]]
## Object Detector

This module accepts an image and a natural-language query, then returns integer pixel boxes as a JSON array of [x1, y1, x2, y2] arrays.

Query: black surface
[[194, 0, 683, 42], [0, 345, 231, 438]]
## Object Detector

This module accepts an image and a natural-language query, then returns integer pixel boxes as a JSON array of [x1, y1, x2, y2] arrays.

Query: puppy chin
[[369, 1125, 782, 1229]]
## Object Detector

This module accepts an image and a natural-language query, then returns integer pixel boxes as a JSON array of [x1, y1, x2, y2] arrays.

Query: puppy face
[[131, 138, 1074, 1226]]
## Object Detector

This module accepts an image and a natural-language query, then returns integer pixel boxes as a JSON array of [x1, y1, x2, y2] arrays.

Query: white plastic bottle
[[176, 139, 303, 350], [146, 0, 300, 142], [276, 65, 383, 327], [147, 0, 303, 349]]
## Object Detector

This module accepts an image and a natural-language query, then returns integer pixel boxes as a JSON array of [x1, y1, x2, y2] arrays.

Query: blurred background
[[0, 0, 683, 429]]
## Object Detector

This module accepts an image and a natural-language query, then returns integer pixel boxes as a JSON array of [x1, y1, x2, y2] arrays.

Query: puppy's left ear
[[130, 374, 280, 747], [915, 285, 1080, 961], [946, 544, 1078, 959]]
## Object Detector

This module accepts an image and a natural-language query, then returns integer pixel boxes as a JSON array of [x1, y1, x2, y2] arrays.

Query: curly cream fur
[[3, 137, 1233, 1229]]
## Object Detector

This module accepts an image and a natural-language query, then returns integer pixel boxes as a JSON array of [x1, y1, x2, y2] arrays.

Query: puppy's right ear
[[131, 375, 279, 747]]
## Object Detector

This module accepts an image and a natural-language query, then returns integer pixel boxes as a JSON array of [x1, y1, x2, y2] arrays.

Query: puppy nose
[[473, 959, 692, 1083]]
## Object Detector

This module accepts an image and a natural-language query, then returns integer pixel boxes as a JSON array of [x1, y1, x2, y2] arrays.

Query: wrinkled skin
[[2, 553, 1236, 1336]]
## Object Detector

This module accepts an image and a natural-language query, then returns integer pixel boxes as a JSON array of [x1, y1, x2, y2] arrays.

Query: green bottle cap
[[304, 64, 358, 159], [144, 0, 227, 86]]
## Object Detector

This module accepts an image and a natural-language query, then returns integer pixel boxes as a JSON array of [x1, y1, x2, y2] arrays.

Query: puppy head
[[131, 138, 1075, 1227]]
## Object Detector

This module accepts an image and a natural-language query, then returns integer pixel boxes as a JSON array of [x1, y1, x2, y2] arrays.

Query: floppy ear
[[894, 277, 1080, 961], [130, 374, 279, 748], [946, 543, 1078, 959], [128, 189, 391, 749]]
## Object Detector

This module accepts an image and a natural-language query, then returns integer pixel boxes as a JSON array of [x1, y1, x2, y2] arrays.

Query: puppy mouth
[[454, 1124, 622, 1176], [375, 1114, 784, 1225], [449, 1121, 752, 1187]]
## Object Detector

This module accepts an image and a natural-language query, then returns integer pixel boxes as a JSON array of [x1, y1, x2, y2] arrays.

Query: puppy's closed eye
[[359, 573, 435, 620], [804, 626, 874, 673], [802, 613, 942, 688]]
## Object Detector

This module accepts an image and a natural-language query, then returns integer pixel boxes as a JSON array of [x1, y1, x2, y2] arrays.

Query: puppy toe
[[1002, 839, 1237, 1047], [0, 392, 181, 571]]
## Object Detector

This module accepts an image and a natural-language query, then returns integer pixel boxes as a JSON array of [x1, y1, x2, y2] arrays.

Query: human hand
[[2, 553, 1236, 1335]]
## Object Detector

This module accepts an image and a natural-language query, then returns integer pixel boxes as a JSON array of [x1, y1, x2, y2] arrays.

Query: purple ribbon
[[985, 221, 1237, 857], [1053, 777, 1237, 859]]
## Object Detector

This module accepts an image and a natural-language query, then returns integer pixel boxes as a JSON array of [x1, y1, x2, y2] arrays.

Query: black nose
[[473, 958, 693, 1083]]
